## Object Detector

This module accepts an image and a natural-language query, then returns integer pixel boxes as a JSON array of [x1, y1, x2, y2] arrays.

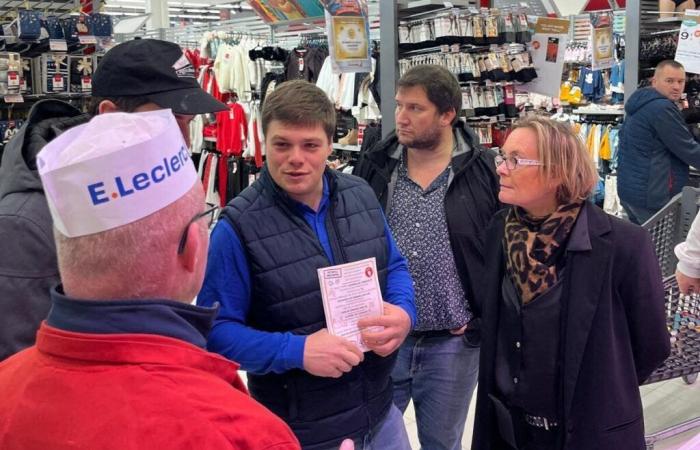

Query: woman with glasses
[[465, 116, 670, 450]]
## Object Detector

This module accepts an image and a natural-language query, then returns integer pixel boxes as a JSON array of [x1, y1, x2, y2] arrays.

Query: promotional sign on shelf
[[591, 12, 614, 70], [675, 10, 700, 75], [322, 0, 371, 73], [524, 17, 570, 98]]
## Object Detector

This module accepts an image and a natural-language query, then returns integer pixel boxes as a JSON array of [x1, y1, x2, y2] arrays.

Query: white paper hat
[[37, 109, 198, 238]]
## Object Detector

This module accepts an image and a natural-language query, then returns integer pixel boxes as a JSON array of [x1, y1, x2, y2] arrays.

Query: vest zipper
[[328, 200, 349, 264]]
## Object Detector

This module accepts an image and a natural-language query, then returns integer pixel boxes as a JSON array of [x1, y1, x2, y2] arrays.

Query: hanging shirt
[[579, 67, 605, 101], [214, 43, 237, 93], [216, 102, 248, 157], [316, 57, 339, 103], [189, 114, 204, 154], [599, 126, 612, 161], [387, 149, 472, 331], [610, 60, 625, 94], [244, 102, 265, 168]]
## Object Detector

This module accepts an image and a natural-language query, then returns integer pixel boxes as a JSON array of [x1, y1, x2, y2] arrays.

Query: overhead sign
[[248, 0, 325, 23], [323, 0, 371, 73]]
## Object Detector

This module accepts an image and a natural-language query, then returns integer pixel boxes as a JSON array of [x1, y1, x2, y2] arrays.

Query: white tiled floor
[[402, 377, 700, 450], [240, 370, 700, 449]]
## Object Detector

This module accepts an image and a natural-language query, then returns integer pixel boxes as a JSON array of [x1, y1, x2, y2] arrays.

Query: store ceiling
[[104, 0, 252, 26], [0, 0, 460, 32], [0, 0, 76, 17]]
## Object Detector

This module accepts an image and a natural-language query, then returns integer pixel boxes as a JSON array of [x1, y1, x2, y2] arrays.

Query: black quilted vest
[[221, 167, 396, 450]]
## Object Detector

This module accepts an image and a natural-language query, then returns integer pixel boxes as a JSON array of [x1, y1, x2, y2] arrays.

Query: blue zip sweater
[[618, 87, 700, 210], [198, 175, 416, 374]]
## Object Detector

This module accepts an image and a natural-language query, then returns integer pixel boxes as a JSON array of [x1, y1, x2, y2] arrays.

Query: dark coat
[[0, 100, 88, 361], [618, 87, 700, 210], [467, 202, 670, 450], [353, 121, 500, 308]]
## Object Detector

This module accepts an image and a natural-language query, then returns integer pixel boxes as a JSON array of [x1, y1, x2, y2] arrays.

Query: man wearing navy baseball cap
[[90, 38, 227, 146], [0, 38, 226, 363]]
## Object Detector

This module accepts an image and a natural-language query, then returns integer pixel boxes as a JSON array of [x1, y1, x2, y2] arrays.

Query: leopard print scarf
[[504, 202, 582, 304]]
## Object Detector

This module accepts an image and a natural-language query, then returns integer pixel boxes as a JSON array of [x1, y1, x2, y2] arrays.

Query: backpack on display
[[17, 10, 42, 41]]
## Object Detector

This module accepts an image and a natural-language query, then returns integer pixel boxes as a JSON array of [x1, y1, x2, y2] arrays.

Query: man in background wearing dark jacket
[[354, 65, 500, 450], [0, 39, 226, 361], [618, 59, 700, 224]]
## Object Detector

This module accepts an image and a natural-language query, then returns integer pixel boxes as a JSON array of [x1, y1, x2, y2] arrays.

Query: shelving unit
[[625, 0, 683, 99], [379, 0, 479, 138], [332, 143, 360, 152]]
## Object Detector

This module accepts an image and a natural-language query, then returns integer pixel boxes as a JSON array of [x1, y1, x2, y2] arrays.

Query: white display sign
[[523, 18, 570, 98], [591, 26, 614, 70], [323, 0, 371, 73], [676, 10, 700, 75], [49, 40, 68, 52]]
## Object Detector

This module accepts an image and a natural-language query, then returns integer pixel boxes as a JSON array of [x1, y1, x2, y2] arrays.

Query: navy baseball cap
[[92, 39, 227, 115]]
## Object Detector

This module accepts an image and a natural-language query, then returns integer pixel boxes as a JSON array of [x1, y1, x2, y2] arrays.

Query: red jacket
[[0, 324, 300, 450]]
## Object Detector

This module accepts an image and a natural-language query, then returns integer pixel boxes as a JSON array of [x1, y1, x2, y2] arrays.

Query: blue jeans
[[318, 404, 410, 450], [393, 333, 480, 450]]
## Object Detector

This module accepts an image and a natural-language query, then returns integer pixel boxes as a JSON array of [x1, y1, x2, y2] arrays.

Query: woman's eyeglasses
[[495, 154, 544, 171], [177, 205, 219, 254]]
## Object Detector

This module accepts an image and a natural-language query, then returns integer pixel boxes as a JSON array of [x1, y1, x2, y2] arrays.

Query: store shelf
[[333, 143, 360, 152], [655, 17, 684, 23], [1, 92, 91, 105], [399, 0, 472, 11], [573, 108, 624, 115]]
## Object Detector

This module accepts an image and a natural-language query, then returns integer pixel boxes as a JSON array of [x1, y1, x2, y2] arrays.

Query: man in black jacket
[[354, 65, 500, 450], [0, 39, 226, 361]]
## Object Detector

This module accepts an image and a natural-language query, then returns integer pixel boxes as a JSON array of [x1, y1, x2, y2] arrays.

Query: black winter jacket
[[353, 121, 500, 311], [0, 100, 88, 361], [468, 202, 669, 450]]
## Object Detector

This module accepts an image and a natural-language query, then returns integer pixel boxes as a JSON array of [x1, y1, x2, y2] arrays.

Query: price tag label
[[81, 76, 92, 92], [7, 71, 19, 87], [20, 78, 27, 92], [78, 35, 97, 44], [4, 94, 24, 103], [49, 39, 68, 51], [675, 12, 700, 74], [53, 74, 64, 91]]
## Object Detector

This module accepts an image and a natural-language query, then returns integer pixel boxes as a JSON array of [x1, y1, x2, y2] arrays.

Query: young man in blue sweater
[[198, 80, 415, 450]]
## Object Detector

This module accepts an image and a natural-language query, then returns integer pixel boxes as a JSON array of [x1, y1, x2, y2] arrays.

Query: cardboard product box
[[40, 53, 69, 94], [69, 55, 93, 93], [0, 52, 22, 95], [20, 57, 33, 94]]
